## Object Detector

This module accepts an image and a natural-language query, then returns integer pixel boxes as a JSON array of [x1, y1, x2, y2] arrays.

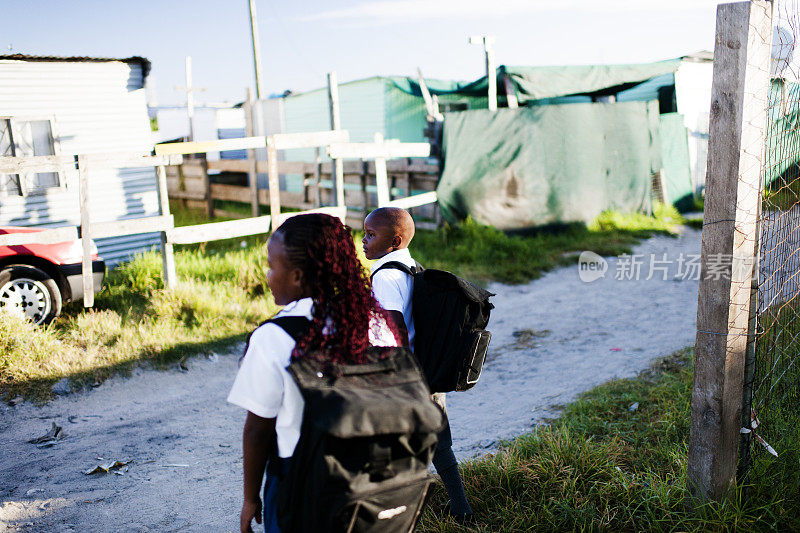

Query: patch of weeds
[[418, 348, 800, 532]]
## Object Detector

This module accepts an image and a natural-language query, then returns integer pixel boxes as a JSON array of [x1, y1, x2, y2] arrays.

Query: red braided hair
[[275, 213, 399, 363]]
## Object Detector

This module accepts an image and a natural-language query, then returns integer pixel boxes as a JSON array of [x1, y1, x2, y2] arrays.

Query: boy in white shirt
[[363, 207, 474, 522]]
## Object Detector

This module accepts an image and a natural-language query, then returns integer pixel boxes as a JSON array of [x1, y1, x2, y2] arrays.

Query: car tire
[[0, 265, 62, 325]]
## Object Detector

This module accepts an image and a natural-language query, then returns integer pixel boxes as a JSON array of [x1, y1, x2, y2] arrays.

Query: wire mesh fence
[[739, 0, 800, 483]]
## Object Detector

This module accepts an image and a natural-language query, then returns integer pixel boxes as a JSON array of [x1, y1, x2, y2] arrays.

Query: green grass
[[1, 201, 688, 401], [0, 204, 279, 402], [419, 348, 800, 532]]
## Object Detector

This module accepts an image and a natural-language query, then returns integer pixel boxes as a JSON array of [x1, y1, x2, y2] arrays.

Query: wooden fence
[[0, 153, 182, 307], [166, 157, 440, 229], [0, 129, 437, 309]]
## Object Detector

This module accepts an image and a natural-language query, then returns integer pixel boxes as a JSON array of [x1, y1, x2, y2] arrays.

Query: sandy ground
[[0, 227, 701, 532]]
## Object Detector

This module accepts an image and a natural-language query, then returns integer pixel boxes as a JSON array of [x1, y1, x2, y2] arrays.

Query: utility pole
[[184, 56, 194, 141], [469, 35, 497, 111], [248, 0, 265, 99]]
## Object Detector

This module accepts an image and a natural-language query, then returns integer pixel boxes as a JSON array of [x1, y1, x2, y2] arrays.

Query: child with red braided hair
[[228, 213, 401, 533]]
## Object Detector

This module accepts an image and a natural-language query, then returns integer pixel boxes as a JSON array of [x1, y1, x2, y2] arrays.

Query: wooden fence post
[[200, 155, 213, 218], [156, 165, 177, 288], [266, 136, 281, 227], [314, 147, 322, 207], [373, 133, 390, 207], [688, 0, 773, 501], [245, 88, 260, 218], [360, 160, 369, 220], [77, 155, 94, 307], [327, 72, 345, 208]]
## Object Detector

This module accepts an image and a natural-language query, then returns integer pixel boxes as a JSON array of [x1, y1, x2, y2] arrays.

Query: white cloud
[[298, 0, 725, 22]]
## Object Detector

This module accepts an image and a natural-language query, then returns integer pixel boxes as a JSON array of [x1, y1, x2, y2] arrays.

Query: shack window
[[0, 118, 61, 196]]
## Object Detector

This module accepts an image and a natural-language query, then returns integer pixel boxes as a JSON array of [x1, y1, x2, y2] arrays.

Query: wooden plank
[[77, 155, 94, 307], [207, 159, 250, 173], [155, 165, 177, 288], [278, 161, 315, 174], [360, 161, 369, 220], [208, 183, 310, 209], [90, 215, 174, 239], [328, 72, 345, 207], [168, 171, 210, 196], [200, 157, 213, 218], [0, 154, 75, 174], [688, 0, 773, 502], [373, 133, 390, 207], [167, 190, 206, 201], [385, 160, 438, 173], [0, 153, 180, 174], [503, 74, 519, 109], [207, 159, 313, 174], [328, 142, 431, 160], [385, 191, 438, 210], [266, 138, 281, 222], [274, 206, 347, 229], [271, 130, 349, 150], [327, 72, 342, 132], [179, 162, 207, 179], [209, 183, 254, 203], [0, 227, 79, 247], [245, 88, 260, 218], [167, 215, 272, 245], [155, 136, 267, 156], [416, 67, 435, 116], [208, 183, 248, 203], [314, 147, 322, 207], [83, 153, 182, 168]]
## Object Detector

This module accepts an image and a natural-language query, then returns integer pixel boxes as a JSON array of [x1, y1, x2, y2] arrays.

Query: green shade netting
[[437, 102, 661, 229], [658, 113, 695, 212], [388, 60, 681, 102]]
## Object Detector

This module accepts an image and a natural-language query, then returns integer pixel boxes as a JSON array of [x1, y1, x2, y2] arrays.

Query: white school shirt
[[227, 297, 398, 458], [370, 248, 416, 350]]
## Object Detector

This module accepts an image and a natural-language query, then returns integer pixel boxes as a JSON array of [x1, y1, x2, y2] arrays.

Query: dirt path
[[0, 228, 701, 532]]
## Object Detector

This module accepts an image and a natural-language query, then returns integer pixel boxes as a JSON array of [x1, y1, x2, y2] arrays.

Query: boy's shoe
[[444, 503, 475, 525]]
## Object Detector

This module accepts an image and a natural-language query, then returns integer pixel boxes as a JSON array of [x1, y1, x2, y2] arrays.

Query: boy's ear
[[391, 235, 402, 249]]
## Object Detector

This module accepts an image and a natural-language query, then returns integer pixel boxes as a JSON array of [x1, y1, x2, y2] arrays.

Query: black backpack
[[265, 316, 445, 533], [372, 262, 494, 393]]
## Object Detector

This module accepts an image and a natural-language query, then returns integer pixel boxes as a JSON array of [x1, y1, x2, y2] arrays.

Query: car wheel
[[0, 265, 62, 325]]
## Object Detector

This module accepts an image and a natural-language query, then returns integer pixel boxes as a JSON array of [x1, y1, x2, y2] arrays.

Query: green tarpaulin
[[437, 102, 661, 229], [389, 60, 681, 103], [658, 113, 694, 212]]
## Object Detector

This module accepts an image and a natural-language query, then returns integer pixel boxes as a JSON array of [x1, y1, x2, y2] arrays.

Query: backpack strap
[[371, 260, 423, 279], [243, 315, 312, 361], [265, 315, 312, 342]]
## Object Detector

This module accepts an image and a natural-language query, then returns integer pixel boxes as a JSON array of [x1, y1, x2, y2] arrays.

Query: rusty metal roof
[[0, 54, 151, 78]]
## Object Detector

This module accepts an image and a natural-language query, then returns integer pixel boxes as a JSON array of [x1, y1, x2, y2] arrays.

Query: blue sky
[[2, 1, 725, 106]]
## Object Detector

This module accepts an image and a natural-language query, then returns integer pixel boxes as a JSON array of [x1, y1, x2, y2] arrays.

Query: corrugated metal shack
[[0, 54, 160, 267]]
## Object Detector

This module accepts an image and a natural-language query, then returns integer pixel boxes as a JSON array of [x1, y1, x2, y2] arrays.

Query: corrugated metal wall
[[0, 59, 160, 267]]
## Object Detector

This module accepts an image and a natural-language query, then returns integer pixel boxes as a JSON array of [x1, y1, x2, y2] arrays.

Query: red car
[[0, 226, 105, 325]]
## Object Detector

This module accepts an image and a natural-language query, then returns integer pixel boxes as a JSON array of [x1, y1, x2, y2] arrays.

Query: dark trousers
[[262, 458, 291, 533], [431, 392, 457, 471]]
